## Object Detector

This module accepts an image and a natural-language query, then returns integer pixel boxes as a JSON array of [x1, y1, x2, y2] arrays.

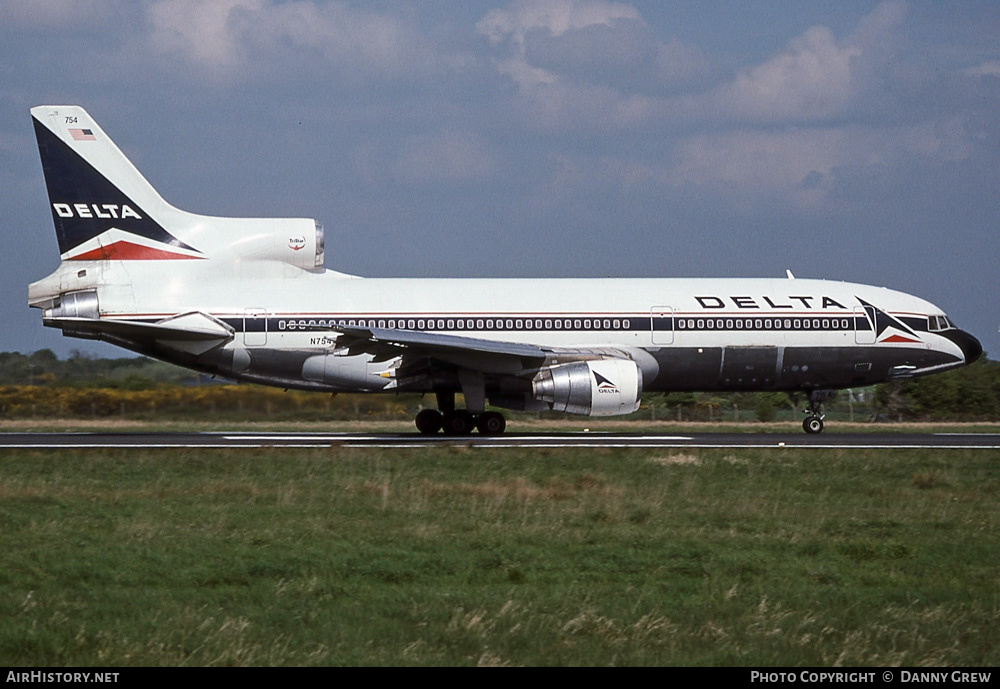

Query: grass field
[[1, 441, 997, 666]]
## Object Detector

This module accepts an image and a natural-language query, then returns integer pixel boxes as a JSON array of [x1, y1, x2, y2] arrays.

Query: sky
[[2, 0, 998, 359]]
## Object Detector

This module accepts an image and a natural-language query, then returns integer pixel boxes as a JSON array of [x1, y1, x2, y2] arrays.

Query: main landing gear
[[414, 390, 507, 436], [802, 389, 834, 434], [415, 409, 507, 436]]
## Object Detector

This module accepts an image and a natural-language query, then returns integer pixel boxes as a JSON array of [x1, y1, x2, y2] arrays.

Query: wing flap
[[308, 325, 657, 382], [333, 326, 548, 360]]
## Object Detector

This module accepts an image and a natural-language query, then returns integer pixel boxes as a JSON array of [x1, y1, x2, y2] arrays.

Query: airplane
[[28, 105, 982, 435]]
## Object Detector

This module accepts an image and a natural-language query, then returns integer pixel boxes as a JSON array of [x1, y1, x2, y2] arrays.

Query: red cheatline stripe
[[880, 334, 919, 343], [67, 241, 202, 261]]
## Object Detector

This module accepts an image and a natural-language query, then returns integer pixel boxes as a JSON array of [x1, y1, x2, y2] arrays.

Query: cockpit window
[[928, 315, 954, 332]]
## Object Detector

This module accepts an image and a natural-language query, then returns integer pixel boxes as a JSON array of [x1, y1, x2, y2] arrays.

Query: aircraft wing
[[332, 325, 548, 360], [320, 325, 652, 383]]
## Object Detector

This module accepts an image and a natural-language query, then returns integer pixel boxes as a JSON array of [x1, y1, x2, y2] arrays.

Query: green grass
[[1, 446, 997, 666]]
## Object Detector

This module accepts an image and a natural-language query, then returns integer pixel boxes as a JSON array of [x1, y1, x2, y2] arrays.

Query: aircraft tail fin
[[32, 105, 328, 275], [31, 106, 206, 261]]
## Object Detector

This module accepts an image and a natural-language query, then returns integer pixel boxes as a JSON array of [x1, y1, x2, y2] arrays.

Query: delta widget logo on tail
[[34, 116, 203, 261]]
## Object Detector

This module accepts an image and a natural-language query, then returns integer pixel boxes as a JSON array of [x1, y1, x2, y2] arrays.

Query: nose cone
[[945, 329, 983, 364]]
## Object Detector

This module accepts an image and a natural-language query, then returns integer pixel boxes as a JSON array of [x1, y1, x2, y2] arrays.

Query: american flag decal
[[69, 128, 96, 141]]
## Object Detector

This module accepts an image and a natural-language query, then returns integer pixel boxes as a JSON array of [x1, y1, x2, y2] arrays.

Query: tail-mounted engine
[[41, 289, 100, 320], [532, 358, 642, 416], [222, 219, 325, 270]]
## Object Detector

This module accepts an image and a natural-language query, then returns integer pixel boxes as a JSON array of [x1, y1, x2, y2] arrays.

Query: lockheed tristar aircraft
[[29, 106, 982, 434]]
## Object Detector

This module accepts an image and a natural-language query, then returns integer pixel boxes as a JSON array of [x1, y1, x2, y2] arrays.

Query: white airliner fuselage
[[28, 106, 982, 434]]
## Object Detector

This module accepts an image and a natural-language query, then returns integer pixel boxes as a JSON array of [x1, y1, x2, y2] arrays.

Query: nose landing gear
[[802, 389, 834, 434], [802, 414, 824, 434]]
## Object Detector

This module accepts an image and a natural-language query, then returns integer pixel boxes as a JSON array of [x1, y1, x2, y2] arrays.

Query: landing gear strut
[[802, 389, 834, 434], [414, 390, 507, 436]]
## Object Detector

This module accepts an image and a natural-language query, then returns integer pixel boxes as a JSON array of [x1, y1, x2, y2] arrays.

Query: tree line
[[1, 350, 997, 422]]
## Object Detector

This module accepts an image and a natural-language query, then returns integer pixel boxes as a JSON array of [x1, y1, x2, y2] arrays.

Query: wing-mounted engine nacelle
[[225, 219, 325, 270], [532, 358, 642, 416]]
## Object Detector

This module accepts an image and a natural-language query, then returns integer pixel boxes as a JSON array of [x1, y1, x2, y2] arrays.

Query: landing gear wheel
[[803, 416, 824, 434], [801, 389, 832, 434], [442, 410, 475, 436], [415, 409, 443, 435], [476, 411, 507, 436]]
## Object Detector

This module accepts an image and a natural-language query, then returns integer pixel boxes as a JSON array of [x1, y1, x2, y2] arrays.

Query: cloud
[[477, 0, 712, 92], [651, 2, 981, 211], [478, 0, 641, 47], [476, 1, 906, 132], [478, 0, 641, 89], [663, 119, 973, 211], [698, 2, 908, 124], [147, 0, 251, 69], [667, 128, 846, 208], [478, 0, 913, 134], [965, 60, 1000, 78], [707, 27, 860, 121], [391, 130, 494, 184], [526, 115, 978, 217], [468, 0, 969, 216], [476, 0, 711, 132], [146, 0, 441, 82], [0, 0, 121, 30]]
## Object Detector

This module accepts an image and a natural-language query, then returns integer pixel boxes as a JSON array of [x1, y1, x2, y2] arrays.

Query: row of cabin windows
[[382, 318, 630, 331], [677, 317, 853, 331], [281, 318, 633, 331], [276, 317, 864, 332]]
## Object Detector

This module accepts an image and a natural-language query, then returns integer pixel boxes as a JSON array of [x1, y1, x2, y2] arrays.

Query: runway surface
[[3, 431, 1000, 449]]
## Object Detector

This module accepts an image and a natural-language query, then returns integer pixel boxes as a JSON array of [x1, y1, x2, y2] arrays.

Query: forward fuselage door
[[650, 306, 674, 345], [854, 306, 876, 344], [243, 308, 268, 347]]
